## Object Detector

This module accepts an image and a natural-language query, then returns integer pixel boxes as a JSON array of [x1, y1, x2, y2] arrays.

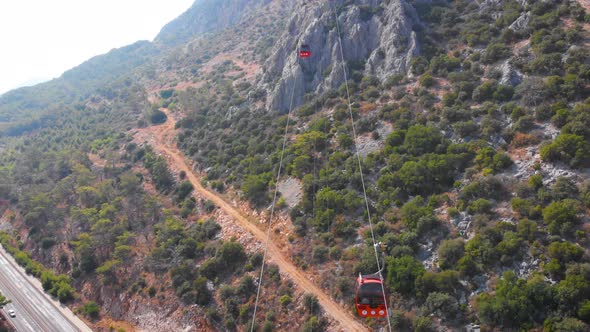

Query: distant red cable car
[[299, 44, 311, 58], [354, 272, 387, 318]]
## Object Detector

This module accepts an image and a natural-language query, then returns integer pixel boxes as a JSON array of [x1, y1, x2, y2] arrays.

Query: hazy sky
[[0, 0, 195, 95]]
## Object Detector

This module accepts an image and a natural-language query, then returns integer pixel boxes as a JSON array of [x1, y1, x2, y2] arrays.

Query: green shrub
[[312, 245, 329, 263], [385, 74, 405, 87], [82, 301, 100, 319], [548, 241, 584, 264], [148, 109, 167, 124], [454, 121, 481, 140], [159, 89, 174, 99], [550, 177, 578, 200], [303, 293, 320, 314], [219, 241, 247, 270], [468, 199, 493, 214], [385, 255, 425, 295], [400, 196, 434, 231], [473, 81, 497, 102], [241, 174, 269, 205], [429, 55, 461, 76], [460, 176, 505, 200], [476, 271, 534, 328], [529, 174, 544, 190], [422, 292, 459, 321], [517, 219, 537, 242], [543, 199, 581, 235], [419, 74, 436, 87], [279, 294, 292, 307], [411, 56, 429, 75], [493, 84, 514, 102], [544, 317, 587, 332], [511, 198, 539, 218], [437, 239, 465, 270], [414, 316, 434, 332], [176, 181, 194, 200], [482, 43, 511, 63], [403, 125, 444, 155], [447, 207, 460, 218]]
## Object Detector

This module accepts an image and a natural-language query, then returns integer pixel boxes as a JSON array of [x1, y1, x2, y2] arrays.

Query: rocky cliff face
[[261, 0, 421, 113]]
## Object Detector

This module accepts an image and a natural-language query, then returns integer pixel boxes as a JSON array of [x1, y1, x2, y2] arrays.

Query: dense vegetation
[[0, 292, 9, 307], [0, 78, 308, 330], [170, 0, 590, 330], [0, 41, 157, 128], [0, 0, 588, 330]]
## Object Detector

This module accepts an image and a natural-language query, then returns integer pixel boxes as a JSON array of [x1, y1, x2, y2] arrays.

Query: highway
[[0, 245, 93, 332]]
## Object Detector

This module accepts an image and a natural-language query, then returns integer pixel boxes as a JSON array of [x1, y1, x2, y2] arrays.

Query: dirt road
[[137, 110, 368, 332]]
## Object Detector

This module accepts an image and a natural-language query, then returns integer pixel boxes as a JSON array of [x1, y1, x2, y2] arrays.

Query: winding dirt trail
[[136, 110, 367, 332]]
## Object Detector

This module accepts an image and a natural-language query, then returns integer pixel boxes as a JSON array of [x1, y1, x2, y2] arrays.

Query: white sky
[[0, 0, 195, 95]]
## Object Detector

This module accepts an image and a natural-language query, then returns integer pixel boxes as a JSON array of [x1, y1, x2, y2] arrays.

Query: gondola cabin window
[[299, 44, 311, 58], [354, 274, 387, 318]]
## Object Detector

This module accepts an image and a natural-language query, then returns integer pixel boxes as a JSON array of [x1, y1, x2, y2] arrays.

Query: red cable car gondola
[[354, 271, 387, 318], [299, 44, 311, 58]]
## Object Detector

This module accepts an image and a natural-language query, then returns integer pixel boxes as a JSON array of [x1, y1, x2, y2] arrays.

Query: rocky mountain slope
[[155, 0, 273, 46], [0, 0, 589, 331], [262, 0, 420, 112]]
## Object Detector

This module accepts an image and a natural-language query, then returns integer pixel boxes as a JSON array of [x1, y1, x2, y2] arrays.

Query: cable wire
[[250, 59, 299, 332], [330, 3, 393, 331]]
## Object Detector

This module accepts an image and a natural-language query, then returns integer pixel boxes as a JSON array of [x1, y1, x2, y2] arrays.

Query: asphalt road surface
[[0, 245, 93, 332]]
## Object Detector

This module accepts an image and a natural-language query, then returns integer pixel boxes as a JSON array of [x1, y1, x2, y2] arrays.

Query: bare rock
[[509, 11, 530, 33], [261, 0, 421, 112], [452, 212, 473, 238], [499, 60, 523, 87], [277, 177, 303, 208], [225, 106, 239, 120], [470, 275, 489, 297], [0, 211, 14, 232], [517, 255, 540, 279], [512, 147, 539, 180], [418, 240, 438, 271], [478, 0, 502, 12], [539, 122, 559, 140], [355, 135, 382, 158], [541, 163, 580, 185]]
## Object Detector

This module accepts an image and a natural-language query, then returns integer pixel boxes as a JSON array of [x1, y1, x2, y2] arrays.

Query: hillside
[[155, 0, 274, 46], [0, 0, 589, 331]]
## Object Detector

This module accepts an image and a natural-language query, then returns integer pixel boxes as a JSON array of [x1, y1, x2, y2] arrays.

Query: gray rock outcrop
[[499, 60, 523, 86], [509, 11, 530, 33], [261, 0, 420, 113]]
